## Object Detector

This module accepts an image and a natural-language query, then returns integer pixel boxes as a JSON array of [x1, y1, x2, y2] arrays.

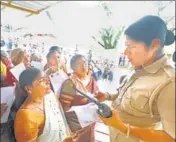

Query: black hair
[[125, 15, 175, 47], [49, 46, 60, 52], [13, 68, 41, 112], [70, 54, 84, 70], [19, 68, 41, 90]]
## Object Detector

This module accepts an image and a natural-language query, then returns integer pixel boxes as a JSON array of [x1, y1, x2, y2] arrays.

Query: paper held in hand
[[49, 70, 68, 97], [10, 63, 26, 81], [31, 61, 44, 71], [67, 103, 100, 128], [1, 86, 16, 123]]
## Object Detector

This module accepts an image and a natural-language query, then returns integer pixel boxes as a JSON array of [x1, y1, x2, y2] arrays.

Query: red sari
[[60, 73, 99, 142], [1, 59, 17, 87]]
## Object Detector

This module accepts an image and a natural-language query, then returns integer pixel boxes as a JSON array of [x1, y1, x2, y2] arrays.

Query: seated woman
[[14, 68, 72, 142], [60, 54, 99, 142], [44, 50, 67, 75]]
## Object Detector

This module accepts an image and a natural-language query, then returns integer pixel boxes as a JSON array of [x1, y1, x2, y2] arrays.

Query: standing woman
[[0, 50, 15, 86], [44, 50, 67, 75], [60, 54, 99, 142], [49, 46, 67, 71], [95, 15, 175, 142], [10, 48, 31, 68], [14, 68, 72, 142], [2, 48, 31, 86]]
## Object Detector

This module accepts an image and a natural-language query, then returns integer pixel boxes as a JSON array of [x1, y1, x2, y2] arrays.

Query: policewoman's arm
[[95, 91, 119, 102], [100, 81, 175, 142]]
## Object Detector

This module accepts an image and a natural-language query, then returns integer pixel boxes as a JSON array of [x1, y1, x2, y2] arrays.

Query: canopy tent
[[1, 1, 175, 54], [1, 1, 60, 42], [1, 1, 60, 16], [1, 1, 60, 28]]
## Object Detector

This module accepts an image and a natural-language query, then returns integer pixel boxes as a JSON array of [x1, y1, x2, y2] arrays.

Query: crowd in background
[[0, 36, 120, 141], [1, 35, 116, 82]]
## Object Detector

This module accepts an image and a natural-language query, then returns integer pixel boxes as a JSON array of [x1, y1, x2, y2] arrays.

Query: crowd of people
[[0, 43, 115, 142], [89, 59, 115, 82], [0, 15, 175, 142], [118, 54, 130, 68], [1, 35, 116, 83]]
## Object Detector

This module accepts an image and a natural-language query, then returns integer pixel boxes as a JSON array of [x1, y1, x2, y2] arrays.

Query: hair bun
[[164, 30, 175, 46]]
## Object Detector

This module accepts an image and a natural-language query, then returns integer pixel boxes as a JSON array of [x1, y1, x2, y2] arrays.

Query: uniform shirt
[[111, 55, 175, 142]]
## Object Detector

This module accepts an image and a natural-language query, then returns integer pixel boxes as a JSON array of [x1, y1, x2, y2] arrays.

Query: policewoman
[[96, 15, 175, 142]]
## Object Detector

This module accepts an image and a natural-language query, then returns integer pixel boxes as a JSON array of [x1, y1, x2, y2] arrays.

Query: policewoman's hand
[[95, 91, 109, 102], [99, 109, 127, 132]]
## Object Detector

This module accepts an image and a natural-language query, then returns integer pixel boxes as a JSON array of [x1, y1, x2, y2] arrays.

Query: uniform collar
[[142, 55, 167, 74]]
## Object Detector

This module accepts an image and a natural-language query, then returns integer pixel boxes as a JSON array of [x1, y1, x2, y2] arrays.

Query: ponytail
[[12, 84, 28, 112], [12, 67, 41, 112]]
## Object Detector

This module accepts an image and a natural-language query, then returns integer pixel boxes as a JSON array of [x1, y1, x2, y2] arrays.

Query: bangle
[[126, 124, 131, 138]]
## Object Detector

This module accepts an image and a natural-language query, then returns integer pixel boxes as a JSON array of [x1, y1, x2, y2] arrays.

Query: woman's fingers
[[94, 92, 107, 102]]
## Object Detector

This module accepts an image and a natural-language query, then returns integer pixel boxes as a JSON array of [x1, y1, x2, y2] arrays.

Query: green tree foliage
[[92, 26, 125, 49], [92, 2, 125, 49]]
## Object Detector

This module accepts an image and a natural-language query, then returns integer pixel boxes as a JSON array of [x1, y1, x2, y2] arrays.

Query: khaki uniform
[[110, 56, 175, 142]]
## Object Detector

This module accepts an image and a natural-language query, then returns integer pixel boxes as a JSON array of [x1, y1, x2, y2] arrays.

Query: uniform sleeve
[[15, 110, 40, 142], [157, 80, 175, 139]]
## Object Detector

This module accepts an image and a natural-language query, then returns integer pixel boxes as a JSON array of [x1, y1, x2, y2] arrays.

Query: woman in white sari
[[14, 68, 72, 142]]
